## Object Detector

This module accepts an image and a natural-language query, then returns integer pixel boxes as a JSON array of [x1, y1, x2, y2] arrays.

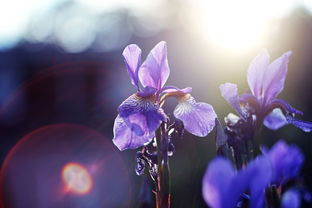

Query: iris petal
[[202, 157, 235, 208], [268, 98, 303, 116], [247, 49, 270, 99], [263, 51, 292, 104], [263, 108, 288, 130], [122, 44, 142, 88], [281, 189, 301, 208], [161, 86, 192, 94], [202, 157, 271, 208], [219, 83, 244, 117], [139, 41, 170, 90], [112, 115, 155, 151], [173, 95, 217, 137], [244, 157, 272, 208], [287, 117, 312, 132], [118, 93, 167, 133], [266, 140, 304, 185]]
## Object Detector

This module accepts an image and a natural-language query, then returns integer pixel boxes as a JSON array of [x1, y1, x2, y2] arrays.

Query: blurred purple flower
[[202, 156, 271, 208], [262, 140, 304, 185], [220, 49, 312, 132], [203, 140, 304, 208], [281, 189, 301, 208], [113, 41, 217, 151]]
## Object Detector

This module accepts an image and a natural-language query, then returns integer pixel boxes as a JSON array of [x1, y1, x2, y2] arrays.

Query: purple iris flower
[[113, 41, 217, 151], [220, 49, 312, 132], [202, 140, 304, 208], [202, 156, 272, 208], [262, 140, 304, 185]]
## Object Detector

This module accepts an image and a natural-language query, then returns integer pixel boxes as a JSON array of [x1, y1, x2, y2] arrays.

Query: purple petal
[[203, 156, 272, 208], [287, 117, 312, 132], [263, 108, 288, 130], [122, 44, 142, 88], [244, 157, 272, 208], [268, 98, 303, 116], [113, 114, 155, 151], [267, 140, 304, 185], [247, 49, 270, 99], [202, 157, 235, 208], [139, 41, 170, 90], [118, 93, 167, 132], [219, 83, 244, 117], [161, 86, 192, 94], [263, 51, 292, 104], [281, 189, 301, 208], [215, 119, 228, 147], [173, 95, 217, 137], [137, 86, 158, 97]]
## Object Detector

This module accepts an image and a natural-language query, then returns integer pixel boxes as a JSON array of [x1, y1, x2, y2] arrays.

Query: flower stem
[[155, 123, 171, 208], [253, 119, 263, 157]]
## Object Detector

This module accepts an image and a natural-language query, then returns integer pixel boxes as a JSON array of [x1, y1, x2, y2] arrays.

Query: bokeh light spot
[[62, 162, 92, 195]]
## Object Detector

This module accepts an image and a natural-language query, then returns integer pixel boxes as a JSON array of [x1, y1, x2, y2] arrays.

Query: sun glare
[[189, 0, 300, 52]]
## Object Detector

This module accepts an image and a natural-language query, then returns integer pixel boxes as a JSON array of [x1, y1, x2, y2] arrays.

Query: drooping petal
[[219, 83, 244, 117], [266, 140, 304, 185], [263, 108, 288, 130], [173, 95, 217, 137], [287, 117, 312, 132], [160, 86, 192, 94], [139, 41, 170, 90], [118, 93, 167, 132], [281, 189, 301, 208], [202, 157, 235, 208], [267, 98, 303, 116], [247, 49, 270, 99], [112, 114, 155, 151], [263, 51, 292, 104], [122, 44, 142, 88]]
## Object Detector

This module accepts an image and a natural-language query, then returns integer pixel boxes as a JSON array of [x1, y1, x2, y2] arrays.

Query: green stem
[[155, 123, 171, 208]]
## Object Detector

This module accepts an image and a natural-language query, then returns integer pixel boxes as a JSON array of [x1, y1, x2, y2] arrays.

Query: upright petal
[[202, 157, 235, 208], [263, 108, 288, 130], [263, 51, 292, 104], [219, 83, 244, 117], [139, 41, 170, 90], [173, 95, 217, 137], [123, 44, 142, 88], [113, 114, 155, 151], [247, 49, 270, 99]]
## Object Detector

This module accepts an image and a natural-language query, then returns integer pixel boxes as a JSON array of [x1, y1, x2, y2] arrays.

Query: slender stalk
[[253, 117, 263, 157], [155, 123, 171, 208]]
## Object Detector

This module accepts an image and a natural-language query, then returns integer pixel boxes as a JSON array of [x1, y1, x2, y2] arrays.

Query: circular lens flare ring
[[62, 162, 93, 195]]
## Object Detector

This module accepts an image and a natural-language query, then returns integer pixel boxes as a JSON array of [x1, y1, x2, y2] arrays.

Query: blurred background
[[0, 0, 312, 207]]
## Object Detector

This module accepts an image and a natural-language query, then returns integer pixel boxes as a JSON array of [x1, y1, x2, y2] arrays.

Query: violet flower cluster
[[202, 141, 305, 208], [112, 43, 312, 208], [203, 49, 312, 208], [113, 41, 217, 151]]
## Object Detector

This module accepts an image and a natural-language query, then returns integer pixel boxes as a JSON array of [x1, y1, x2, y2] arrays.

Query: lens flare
[[62, 162, 92, 195]]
